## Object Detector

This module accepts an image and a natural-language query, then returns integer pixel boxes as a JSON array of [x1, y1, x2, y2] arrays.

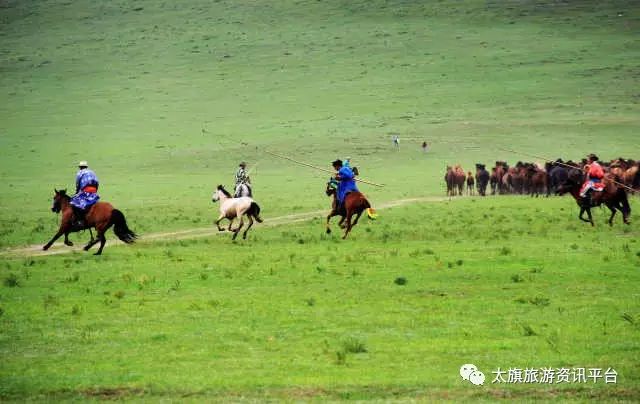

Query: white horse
[[211, 185, 263, 240]]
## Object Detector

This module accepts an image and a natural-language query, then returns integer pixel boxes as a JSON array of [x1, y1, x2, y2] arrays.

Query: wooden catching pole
[[496, 147, 638, 193], [264, 150, 385, 187]]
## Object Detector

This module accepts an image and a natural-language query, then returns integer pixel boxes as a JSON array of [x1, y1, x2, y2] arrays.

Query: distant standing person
[[422, 141, 428, 153], [466, 171, 475, 196], [392, 135, 400, 149]]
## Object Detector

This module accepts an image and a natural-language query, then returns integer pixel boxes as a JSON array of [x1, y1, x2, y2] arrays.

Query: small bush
[[43, 295, 59, 309], [394, 277, 407, 285], [500, 247, 511, 256], [3, 273, 19, 288], [530, 297, 550, 307], [343, 337, 367, 354], [521, 324, 537, 336]]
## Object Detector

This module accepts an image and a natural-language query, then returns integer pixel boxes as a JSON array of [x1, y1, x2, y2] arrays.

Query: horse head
[[326, 179, 337, 197], [51, 188, 68, 213], [212, 185, 232, 203], [556, 169, 584, 196]]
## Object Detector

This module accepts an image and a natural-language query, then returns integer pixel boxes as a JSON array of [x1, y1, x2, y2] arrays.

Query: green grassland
[[1, 199, 640, 401], [1, 0, 639, 401]]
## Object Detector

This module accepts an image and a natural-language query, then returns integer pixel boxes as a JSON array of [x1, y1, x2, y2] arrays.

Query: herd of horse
[[42, 157, 637, 254], [447, 158, 639, 198], [446, 157, 638, 226]]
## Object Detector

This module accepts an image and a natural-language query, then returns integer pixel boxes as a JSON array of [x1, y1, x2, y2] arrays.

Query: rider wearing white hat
[[70, 161, 100, 227]]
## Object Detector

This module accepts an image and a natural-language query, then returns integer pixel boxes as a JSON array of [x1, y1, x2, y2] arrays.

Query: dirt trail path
[[0, 196, 456, 257]]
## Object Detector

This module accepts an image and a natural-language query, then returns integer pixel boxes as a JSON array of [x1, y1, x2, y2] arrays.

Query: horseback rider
[[331, 159, 359, 212], [580, 154, 605, 207], [234, 161, 252, 197], [70, 161, 100, 227]]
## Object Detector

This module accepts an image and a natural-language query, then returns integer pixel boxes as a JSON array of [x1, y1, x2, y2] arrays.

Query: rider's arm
[[75, 173, 82, 193]]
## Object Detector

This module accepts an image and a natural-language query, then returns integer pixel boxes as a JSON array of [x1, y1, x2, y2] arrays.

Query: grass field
[[1, 0, 639, 401]]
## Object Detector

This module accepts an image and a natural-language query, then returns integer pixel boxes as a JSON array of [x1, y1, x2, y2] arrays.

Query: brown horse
[[43, 189, 136, 255], [556, 170, 631, 226], [325, 182, 375, 239], [445, 165, 465, 196]]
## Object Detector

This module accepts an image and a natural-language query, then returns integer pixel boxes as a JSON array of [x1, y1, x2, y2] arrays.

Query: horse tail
[[111, 209, 137, 243], [360, 196, 378, 220], [248, 202, 263, 223]]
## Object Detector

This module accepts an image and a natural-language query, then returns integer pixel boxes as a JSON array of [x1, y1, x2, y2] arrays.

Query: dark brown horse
[[556, 170, 631, 226], [43, 189, 136, 255], [325, 182, 375, 239], [445, 165, 465, 196]]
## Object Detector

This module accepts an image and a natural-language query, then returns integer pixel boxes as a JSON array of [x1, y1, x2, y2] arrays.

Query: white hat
[[78, 161, 88, 167]]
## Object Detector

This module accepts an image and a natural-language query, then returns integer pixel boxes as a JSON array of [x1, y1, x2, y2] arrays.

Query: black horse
[[556, 169, 631, 226], [475, 164, 490, 196]]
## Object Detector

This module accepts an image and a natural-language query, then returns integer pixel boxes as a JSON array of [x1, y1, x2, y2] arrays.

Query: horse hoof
[[42, 245, 49, 251], [326, 228, 331, 234], [65, 241, 74, 247], [93, 252, 102, 256]]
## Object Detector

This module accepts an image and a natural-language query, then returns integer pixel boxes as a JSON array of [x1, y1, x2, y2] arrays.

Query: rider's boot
[[72, 206, 86, 228]]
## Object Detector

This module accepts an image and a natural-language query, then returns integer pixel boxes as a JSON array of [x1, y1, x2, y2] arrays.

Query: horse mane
[[56, 189, 70, 200], [217, 185, 232, 198]]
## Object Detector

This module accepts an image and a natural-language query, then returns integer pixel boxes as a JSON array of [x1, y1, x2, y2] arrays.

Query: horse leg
[[93, 231, 107, 255], [227, 218, 235, 231], [585, 207, 594, 226], [215, 215, 227, 231], [83, 230, 100, 251], [351, 210, 364, 226], [43, 229, 65, 250], [232, 217, 244, 240], [606, 203, 617, 226], [242, 216, 254, 239], [578, 207, 590, 224], [342, 211, 354, 239], [326, 212, 335, 234], [64, 232, 73, 246]]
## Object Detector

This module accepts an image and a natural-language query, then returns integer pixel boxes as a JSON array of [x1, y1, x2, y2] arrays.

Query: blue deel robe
[[337, 166, 358, 203], [70, 169, 100, 209]]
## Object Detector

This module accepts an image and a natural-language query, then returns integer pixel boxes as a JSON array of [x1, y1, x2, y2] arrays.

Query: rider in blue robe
[[70, 161, 100, 226], [331, 159, 358, 211]]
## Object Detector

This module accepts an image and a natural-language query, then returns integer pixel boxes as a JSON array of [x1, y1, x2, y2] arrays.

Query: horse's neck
[[61, 197, 72, 211], [569, 187, 581, 201]]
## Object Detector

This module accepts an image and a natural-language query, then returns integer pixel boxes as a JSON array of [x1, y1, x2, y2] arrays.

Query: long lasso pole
[[264, 150, 385, 187]]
